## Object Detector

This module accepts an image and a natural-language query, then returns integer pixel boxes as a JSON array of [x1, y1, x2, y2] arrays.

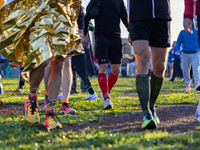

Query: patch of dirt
[[63, 105, 200, 133], [1, 104, 199, 133], [0, 104, 43, 116]]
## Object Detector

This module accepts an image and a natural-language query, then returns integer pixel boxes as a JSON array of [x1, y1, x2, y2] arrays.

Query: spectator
[[168, 41, 183, 82], [175, 22, 199, 91], [168, 43, 175, 79], [0, 55, 6, 77]]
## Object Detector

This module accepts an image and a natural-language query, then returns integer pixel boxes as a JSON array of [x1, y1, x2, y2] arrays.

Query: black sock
[[150, 73, 164, 108], [136, 75, 150, 116], [85, 82, 94, 94]]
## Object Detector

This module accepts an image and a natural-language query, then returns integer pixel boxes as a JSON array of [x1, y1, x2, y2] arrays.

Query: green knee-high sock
[[136, 75, 150, 116], [150, 73, 164, 110]]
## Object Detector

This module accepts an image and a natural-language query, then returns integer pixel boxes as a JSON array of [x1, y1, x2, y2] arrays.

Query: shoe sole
[[82, 97, 98, 100], [43, 123, 62, 130], [144, 120, 157, 129], [104, 105, 113, 110], [60, 110, 76, 115]]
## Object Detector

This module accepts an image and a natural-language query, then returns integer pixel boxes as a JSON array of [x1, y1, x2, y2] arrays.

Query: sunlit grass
[[0, 77, 200, 149]]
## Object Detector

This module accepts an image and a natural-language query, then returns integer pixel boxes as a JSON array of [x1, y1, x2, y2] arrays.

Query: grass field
[[1, 77, 200, 150]]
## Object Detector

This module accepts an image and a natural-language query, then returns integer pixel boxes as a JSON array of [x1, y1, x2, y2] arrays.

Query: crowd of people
[[0, 0, 200, 131]]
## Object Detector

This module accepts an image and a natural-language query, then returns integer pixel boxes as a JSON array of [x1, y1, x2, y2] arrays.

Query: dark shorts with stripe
[[129, 19, 171, 48], [95, 37, 123, 65]]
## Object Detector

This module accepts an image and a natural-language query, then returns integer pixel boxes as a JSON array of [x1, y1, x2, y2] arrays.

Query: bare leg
[[25, 60, 49, 124], [62, 57, 72, 100], [30, 60, 49, 89], [132, 40, 151, 116], [47, 56, 63, 99], [43, 59, 51, 93], [151, 47, 168, 78]]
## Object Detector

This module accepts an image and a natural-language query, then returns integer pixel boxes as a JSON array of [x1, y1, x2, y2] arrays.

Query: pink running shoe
[[194, 83, 199, 91], [60, 103, 76, 115], [185, 85, 190, 91]]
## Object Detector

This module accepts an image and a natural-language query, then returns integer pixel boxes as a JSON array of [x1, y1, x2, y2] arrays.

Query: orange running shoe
[[43, 113, 62, 130], [24, 99, 40, 124]]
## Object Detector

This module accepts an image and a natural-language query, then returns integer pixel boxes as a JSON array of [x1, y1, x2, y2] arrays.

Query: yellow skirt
[[0, 0, 83, 73]]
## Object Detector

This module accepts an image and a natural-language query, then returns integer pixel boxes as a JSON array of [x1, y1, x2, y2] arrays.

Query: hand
[[82, 35, 90, 49], [183, 18, 193, 34], [175, 51, 180, 56], [78, 29, 84, 37]]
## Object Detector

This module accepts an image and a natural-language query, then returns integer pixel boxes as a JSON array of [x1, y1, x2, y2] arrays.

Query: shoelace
[[47, 113, 58, 123], [30, 100, 37, 115]]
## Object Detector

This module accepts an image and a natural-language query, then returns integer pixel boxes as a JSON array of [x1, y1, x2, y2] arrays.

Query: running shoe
[[141, 113, 157, 129], [43, 113, 62, 129], [24, 99, 40, 124], [82, 92, 98, 100], [196, 100, 200, 122], [185, 85, 190, 91], [194, 83, 199, 91], [151, 109, 160, 124], [103, 98, 113, 109], [0, 100, 4, 107], [60, 103, 76, 115], [57, 93, 63, 100]]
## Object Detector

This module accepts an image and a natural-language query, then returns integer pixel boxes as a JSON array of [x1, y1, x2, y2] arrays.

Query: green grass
[[0, 77, 200, 149]]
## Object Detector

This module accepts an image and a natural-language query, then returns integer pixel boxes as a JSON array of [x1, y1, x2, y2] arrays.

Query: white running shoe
[[103, 98, 113, 109], [82, 92, 98, 100], [58, 93, 63, 100], [100, 93, 104, 100]]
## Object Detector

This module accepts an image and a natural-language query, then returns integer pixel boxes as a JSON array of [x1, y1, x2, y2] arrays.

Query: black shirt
[[129, 0, 171, 22], [84, 0, 128, 39]]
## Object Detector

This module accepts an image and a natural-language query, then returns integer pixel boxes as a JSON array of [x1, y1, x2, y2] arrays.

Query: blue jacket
[[174, 29, 199, 54]]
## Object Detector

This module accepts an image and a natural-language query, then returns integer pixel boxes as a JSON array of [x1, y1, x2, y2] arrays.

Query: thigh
[[132, 40, 150, 74]]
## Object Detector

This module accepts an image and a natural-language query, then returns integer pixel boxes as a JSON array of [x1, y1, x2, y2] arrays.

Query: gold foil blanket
[[0, 0, 83, 72]]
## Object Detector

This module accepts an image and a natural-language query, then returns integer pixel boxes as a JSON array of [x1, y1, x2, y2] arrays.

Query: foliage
[[0, 77, 200, 149]]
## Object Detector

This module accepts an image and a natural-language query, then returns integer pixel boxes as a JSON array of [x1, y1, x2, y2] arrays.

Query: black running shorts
[[129, 19, 171, 48], [95, 37, 123, 64]]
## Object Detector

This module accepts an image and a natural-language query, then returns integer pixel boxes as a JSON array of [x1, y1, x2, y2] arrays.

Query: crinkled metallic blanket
[[0, 0, 83, 75]]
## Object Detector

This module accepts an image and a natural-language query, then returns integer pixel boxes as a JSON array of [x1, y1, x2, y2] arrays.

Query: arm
[[83, 0, 96, 49], [120, 0, 128, 30], [183, 0, 193, 33], [174, 31, 183, 55], [184, 0, 194, 20]]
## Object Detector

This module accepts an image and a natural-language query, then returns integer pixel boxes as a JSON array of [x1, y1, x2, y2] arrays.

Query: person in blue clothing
[[168, 42, 175, 79], [174, 21, 199, 91], [168, 41, 183, 82]]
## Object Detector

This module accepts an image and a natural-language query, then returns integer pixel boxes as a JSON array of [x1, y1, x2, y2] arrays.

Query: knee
[[112, 68, 120, 75], [153, 65, 166, 77], [98, 64, 108, 74]]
